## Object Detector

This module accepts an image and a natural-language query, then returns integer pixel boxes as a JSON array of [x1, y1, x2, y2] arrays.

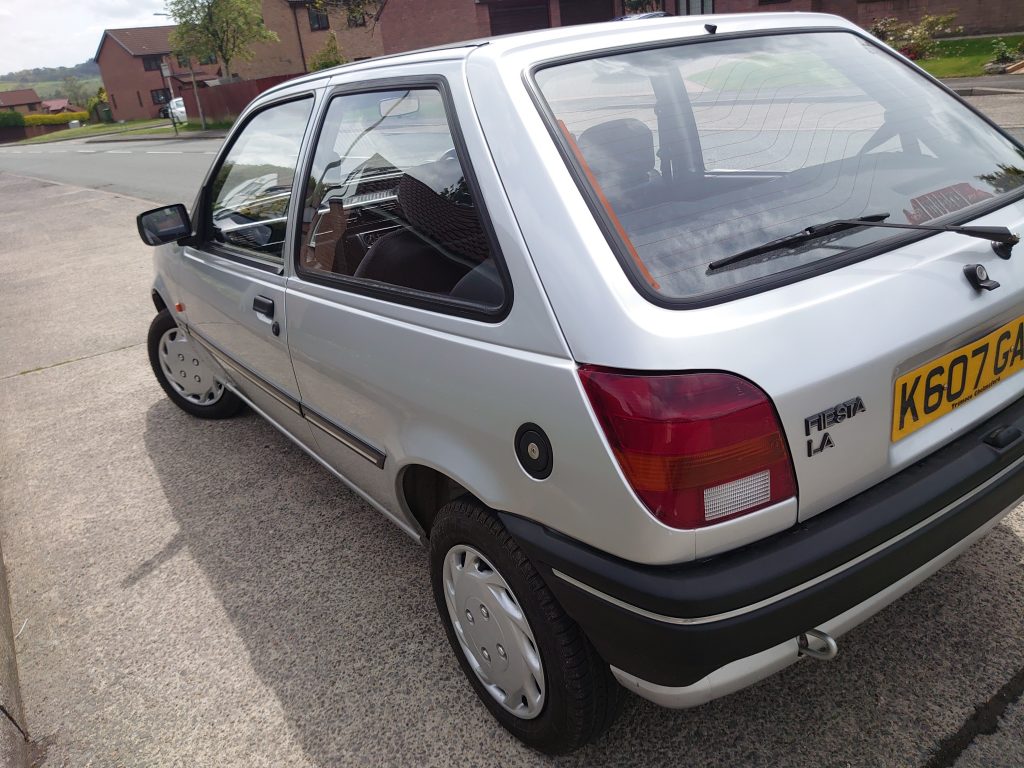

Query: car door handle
[[252, 295, 275, 318]]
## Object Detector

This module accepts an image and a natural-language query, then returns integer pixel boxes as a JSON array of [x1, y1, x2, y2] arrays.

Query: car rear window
[[533, 31, 1024, 304]]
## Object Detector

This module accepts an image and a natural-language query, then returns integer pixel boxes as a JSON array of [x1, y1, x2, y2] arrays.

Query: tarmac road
[[0, 136, 222, 204]]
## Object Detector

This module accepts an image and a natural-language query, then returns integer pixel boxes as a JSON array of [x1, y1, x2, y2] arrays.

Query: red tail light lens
[[578, 367, 796, 530]]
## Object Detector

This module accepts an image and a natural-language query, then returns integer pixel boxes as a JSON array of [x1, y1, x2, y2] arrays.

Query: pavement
[[1, 80, 1024, 768], [941, 74, 1024, 93]]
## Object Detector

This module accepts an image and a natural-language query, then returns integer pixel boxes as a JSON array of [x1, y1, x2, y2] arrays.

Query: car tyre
[[147, 309, 243, 419], [430, 497, 622, 754]]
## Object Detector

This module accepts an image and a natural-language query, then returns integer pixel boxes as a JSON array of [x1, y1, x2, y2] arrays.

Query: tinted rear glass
[[534, 32, 1024, 302]]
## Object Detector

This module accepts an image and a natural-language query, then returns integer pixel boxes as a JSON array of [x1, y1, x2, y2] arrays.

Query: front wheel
[[147, 309, 243, 419], [429, 498, 622, 754]]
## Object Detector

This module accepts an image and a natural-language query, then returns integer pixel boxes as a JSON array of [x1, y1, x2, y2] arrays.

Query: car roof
[[260, 12, 859, 99]]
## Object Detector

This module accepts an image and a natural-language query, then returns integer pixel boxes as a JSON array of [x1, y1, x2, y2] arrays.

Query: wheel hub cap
[[158, 327, 224, 406], [442, 544, 545, 719]]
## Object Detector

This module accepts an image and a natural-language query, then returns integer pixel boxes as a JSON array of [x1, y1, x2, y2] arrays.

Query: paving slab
[[1, 169, 1024, 768]]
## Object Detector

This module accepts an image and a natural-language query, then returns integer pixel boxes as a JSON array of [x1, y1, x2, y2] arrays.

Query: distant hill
[[0, 59, 100, 83]]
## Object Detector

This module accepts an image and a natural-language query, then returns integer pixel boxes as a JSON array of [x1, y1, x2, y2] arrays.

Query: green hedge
[[24, 111, 89, 126], [0, 111, 25, 128]]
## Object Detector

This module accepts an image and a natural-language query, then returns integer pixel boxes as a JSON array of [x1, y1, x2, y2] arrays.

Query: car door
[[175, 94, 316, 443], [284, 69, 568, 534]]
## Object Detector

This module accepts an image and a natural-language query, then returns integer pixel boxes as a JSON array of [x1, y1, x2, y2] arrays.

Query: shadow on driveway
[[141, 398, 1024, 767]]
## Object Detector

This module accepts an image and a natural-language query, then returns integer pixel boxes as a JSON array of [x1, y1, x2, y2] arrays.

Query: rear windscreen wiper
[[708, 213, 1020, 272]]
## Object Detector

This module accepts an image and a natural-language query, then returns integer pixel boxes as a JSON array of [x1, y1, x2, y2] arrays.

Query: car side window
[[207, 97, 313, 263], [299, 87, 505, 309]]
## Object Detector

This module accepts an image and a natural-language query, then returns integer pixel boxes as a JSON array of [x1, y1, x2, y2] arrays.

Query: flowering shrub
[[869, 14, 961, 60]]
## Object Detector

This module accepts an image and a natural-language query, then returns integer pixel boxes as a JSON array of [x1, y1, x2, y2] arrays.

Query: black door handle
[[253, 295, 275, 317]]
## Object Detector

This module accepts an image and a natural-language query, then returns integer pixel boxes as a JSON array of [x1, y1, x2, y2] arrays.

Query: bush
[[24, 111, 89, 126], [991, 38, 1017, 64], [308, 32, 347, 72], [0, 111, 25, 128], [870, 13, 962, 60]]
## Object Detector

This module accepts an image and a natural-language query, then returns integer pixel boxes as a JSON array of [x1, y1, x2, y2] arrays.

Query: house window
[[27, 103, 37, 112], [143, 55, 163, 71], [309, 6, 330, 30], [151, 88, 171, 105], [199, 53, 217, 65], [682, 0, 714, 12], [177, 55, 190, 68]]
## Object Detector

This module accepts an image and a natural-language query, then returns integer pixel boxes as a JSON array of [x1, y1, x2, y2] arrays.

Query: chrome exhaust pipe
[[798, 628, 838, 660]]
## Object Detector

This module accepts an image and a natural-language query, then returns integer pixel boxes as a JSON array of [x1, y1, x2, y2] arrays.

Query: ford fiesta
[[136, 13, 1024, 753]]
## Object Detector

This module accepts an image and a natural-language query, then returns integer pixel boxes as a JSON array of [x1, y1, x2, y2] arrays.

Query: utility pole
[[160, 60, 179, 136], [188, 64, 208, 130]]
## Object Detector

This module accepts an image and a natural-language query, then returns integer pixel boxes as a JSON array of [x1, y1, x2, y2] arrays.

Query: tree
[[61, 75, 88, 108], [166, 0, 278, 78], [308, 32, 347, 71]]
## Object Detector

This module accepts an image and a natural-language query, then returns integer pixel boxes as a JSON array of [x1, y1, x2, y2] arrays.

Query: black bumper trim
[[500, 393, 1024, 688]]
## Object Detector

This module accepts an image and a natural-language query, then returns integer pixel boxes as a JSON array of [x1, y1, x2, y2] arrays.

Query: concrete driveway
[[0, 172, 1023, 767]]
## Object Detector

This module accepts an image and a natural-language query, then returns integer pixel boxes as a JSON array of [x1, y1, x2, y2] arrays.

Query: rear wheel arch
[[151, 289, 168, 314], [399, 464, 475, 537]]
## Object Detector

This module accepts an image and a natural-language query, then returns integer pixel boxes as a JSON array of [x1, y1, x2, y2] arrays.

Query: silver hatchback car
[[137, 13, 1024, 753]]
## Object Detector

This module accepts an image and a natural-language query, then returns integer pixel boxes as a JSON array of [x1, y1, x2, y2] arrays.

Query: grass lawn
[[918, 35, 1024, 79], [16, 119, 169, 144], [15, 118, 234, 144]]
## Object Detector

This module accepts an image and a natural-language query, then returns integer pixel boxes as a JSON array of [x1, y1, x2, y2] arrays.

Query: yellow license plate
[[892, 315, 1024, 441]]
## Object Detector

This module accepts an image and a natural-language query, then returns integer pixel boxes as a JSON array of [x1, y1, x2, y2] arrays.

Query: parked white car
[[160, 96, 187, 123], [136, 12, 1024, 753]]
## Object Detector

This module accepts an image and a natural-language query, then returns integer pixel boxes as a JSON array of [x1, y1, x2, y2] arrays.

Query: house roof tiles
[[0, 88, 42, 107]]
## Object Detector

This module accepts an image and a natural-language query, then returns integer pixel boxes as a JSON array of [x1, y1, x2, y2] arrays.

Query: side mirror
[[137, 204, 191, 246]]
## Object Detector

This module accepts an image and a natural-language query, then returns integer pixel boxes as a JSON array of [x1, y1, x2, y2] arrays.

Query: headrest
[[577, 118, 656, 187]]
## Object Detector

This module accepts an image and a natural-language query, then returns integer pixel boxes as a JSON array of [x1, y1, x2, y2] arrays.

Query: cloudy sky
[[0, 0, 169, 74]]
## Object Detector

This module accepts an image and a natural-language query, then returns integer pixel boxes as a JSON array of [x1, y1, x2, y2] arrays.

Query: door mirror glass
[[137, 204, 191, 246], [379, 93, 419, 118]]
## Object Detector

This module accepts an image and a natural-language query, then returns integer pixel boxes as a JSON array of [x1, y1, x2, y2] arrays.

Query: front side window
[[535, 32, 1024, 303], [299, 87, 505, 309], [207, 98, 313, 263]]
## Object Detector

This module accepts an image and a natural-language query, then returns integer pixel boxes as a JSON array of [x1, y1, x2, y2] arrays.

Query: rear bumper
[[500, 394, 1024, 697]]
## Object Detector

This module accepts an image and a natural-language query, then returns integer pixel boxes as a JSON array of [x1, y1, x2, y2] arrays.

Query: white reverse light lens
[[703, 470, 771, 522]]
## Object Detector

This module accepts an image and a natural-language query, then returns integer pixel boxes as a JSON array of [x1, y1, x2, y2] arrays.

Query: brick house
[[0, 89, 43, 115], [379, 0, 639, 52], [95, 26, 222, 121], [710, 0, 1019, 36], [235, 0, 386, 79], [377, 0, 1020, 51], [96, 4, 386, 120]]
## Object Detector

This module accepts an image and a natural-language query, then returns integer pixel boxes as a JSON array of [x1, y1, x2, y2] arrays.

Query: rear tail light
[[578, 367, 796, 530]]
